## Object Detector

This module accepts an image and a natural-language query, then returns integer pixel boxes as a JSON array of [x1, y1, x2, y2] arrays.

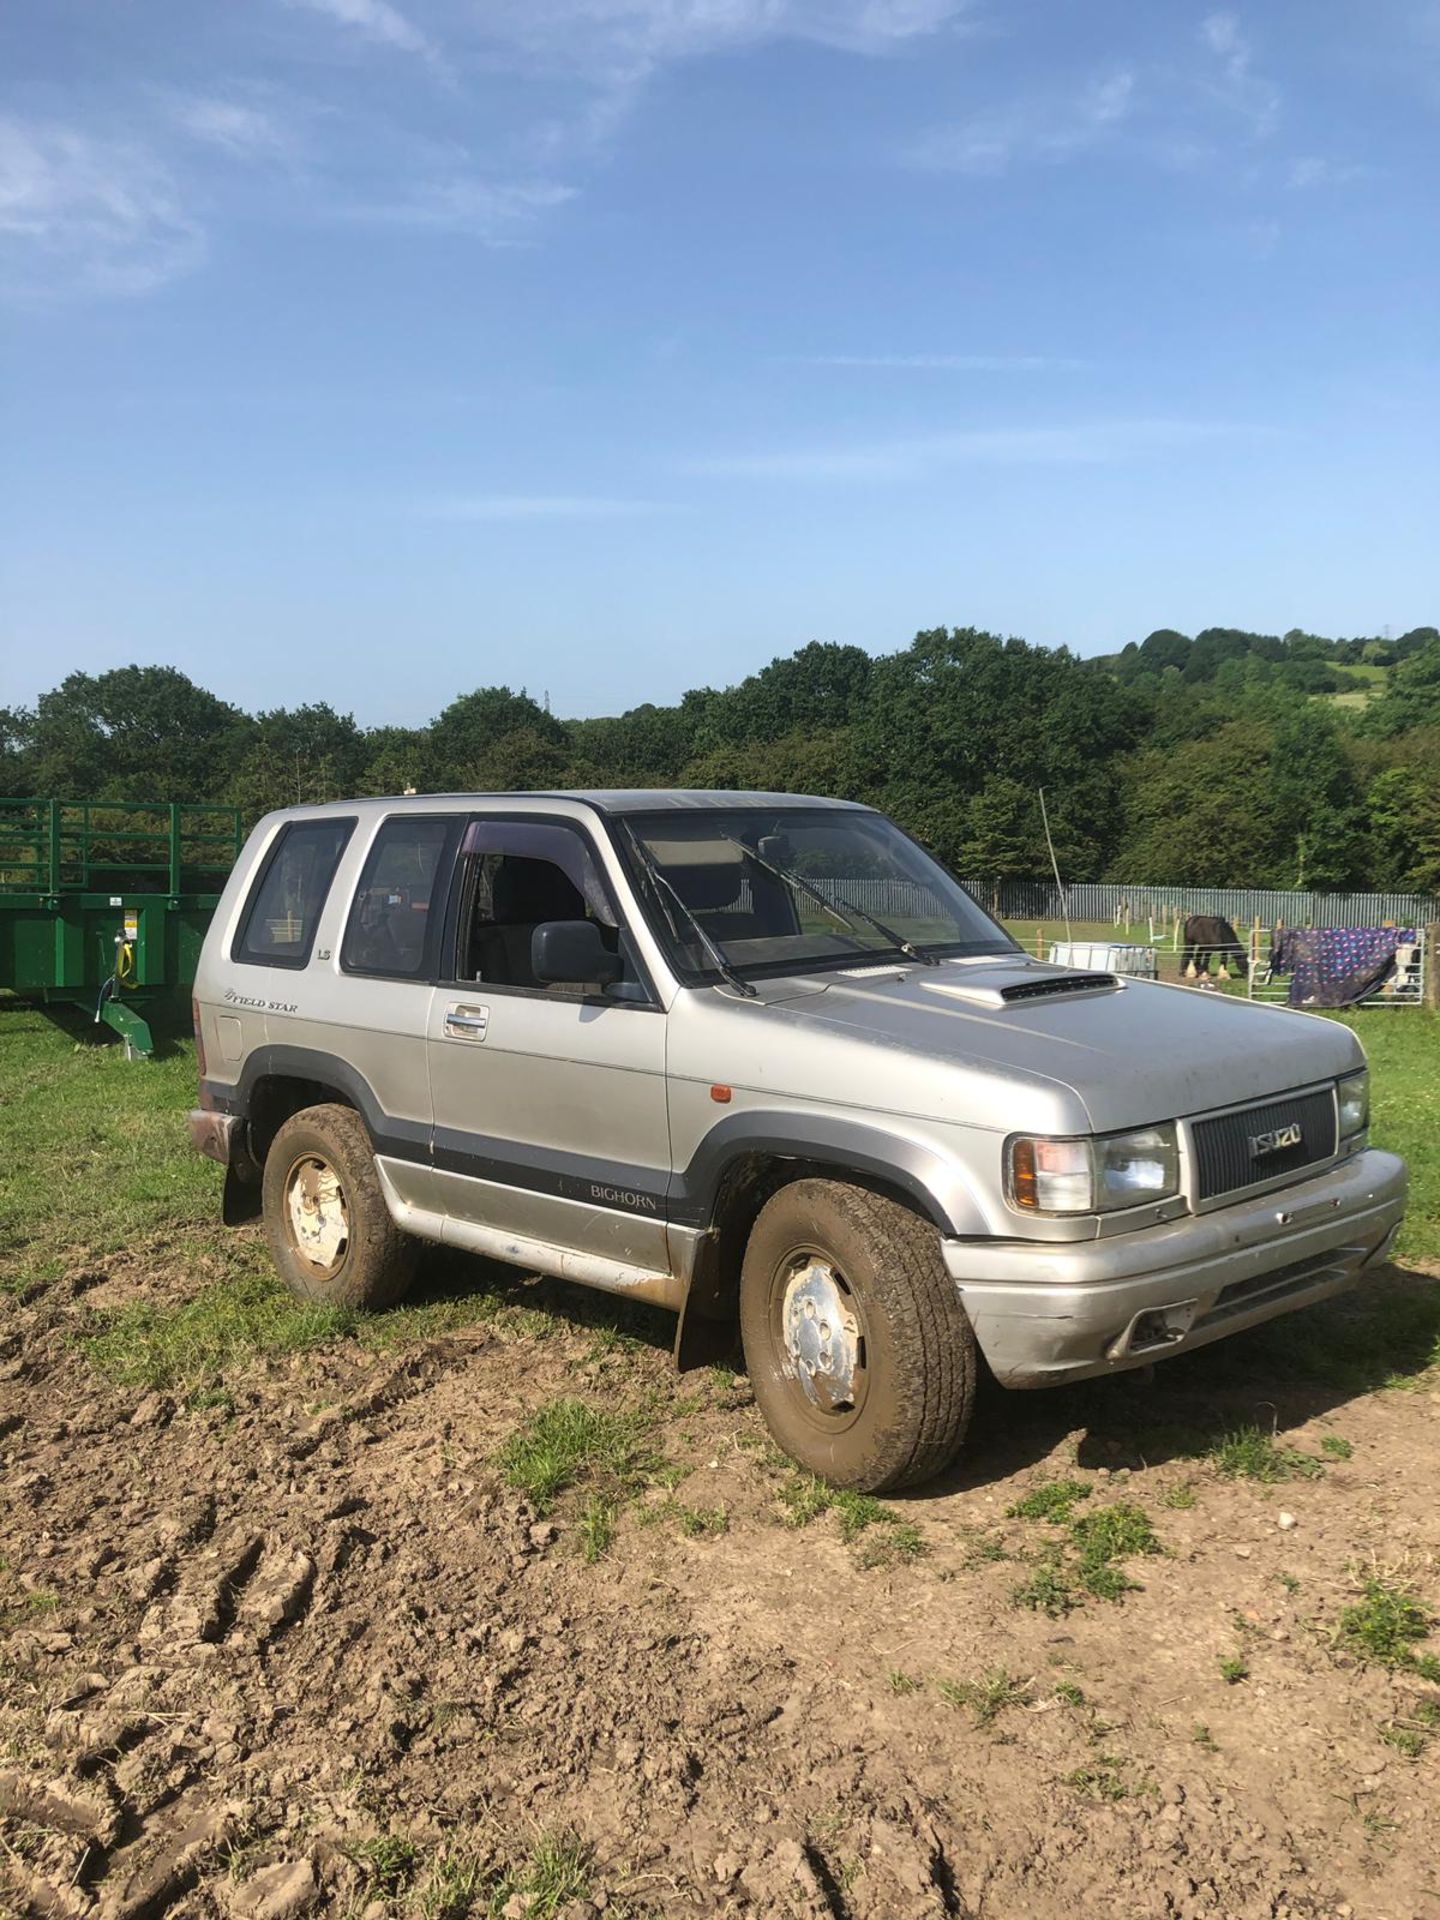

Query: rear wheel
[[739, 1179, 976, 1492], [262, 1103, 417, 1311]]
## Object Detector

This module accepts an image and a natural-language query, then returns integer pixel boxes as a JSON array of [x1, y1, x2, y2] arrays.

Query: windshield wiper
[[622, 824, 758, 998], [724, 835, 941, 968]]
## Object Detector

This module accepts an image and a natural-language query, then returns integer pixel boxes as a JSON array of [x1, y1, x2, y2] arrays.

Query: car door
[[426, 813, 673, 1272], [330, 811, 465, 1216]]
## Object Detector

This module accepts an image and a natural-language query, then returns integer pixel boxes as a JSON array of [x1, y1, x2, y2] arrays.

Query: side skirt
[[373, 1158, 691, 1313]]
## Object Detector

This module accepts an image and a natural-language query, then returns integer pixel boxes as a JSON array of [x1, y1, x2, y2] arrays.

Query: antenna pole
[[1038, 787, 1072, 946]]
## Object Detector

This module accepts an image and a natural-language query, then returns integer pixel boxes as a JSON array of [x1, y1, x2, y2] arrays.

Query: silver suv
[[189, 790, 1406, 1491]]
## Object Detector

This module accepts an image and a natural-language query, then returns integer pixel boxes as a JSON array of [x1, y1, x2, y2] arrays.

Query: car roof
[[551, 789, 864, 813], [269, 789, 867, 819]]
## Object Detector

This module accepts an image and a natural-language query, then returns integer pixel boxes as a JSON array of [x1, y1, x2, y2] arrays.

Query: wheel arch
[[207, 1045, 414, 1226], [672, 1114, 985, 1371]]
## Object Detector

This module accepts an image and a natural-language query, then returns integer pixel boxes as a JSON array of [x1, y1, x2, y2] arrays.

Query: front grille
[[1000, 973, 1117, 1004], [1191, 1090, 1336, 1202]]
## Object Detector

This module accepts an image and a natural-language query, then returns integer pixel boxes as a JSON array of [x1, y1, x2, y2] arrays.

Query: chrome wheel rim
[[284, 1154, 349, 1276], [773, 1248, 868, 1425]]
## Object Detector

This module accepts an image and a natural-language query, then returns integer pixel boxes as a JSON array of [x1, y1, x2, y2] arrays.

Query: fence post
[[46, 799, 62, 896], [1426, 926, 1439, 1012]]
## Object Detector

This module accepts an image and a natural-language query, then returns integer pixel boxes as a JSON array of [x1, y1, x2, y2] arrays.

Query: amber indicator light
[[710, 1084, 733, 1104], [1010, 1138, 1037, 1208]]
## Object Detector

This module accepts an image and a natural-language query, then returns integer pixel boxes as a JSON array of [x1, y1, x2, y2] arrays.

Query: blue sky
[[1, 0, 1436, 727]]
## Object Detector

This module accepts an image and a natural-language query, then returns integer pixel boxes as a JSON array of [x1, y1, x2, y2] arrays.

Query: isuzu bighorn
[[189, 791, 1406, 1491]]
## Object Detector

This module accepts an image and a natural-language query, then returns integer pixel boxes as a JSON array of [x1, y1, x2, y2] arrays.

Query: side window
[[233, 818, 355, 969], [342, 816, 459, 979], [454, 819, 643, 999]]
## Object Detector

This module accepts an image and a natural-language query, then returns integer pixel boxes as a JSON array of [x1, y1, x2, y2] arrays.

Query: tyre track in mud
[[2, 1268, 1439, 1919]]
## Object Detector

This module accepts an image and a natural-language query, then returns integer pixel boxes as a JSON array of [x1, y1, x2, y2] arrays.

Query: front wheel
[[739, 1179, 976, 1492], [262, 1103, 417, 1311]]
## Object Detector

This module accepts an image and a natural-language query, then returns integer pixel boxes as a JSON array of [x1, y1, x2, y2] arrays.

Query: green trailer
[[0, 799, 243, 1058]]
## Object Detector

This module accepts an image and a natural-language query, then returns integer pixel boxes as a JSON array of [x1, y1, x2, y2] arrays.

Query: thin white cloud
[[686, 419, 1246, 482], [0, 115, 204, 301], [351, 174, 576, 240], [490, 0, 978, 166], [286, 0, 441, 64], [283, 0, 969, 91], [1200, 11, 1245, 64], [174, 98, 292, 162], [265, 3, 976, 239], [1287, 155, 1371, 189], [795, 352, 1083, 371], [474, 0, 973, 70], [1198, 10, 1280, 139], [422, 495, 666, 520], [907, 68, 1135, 174]]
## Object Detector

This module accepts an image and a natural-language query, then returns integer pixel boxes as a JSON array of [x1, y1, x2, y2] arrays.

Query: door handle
[[444, 1004, 489, 1039]]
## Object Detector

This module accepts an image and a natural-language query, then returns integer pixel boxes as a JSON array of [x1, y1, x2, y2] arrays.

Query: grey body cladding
[[203, 1047, 969, 1234]]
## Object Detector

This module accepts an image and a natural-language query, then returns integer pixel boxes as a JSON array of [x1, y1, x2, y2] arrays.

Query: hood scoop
[[926, 969, 1123, 1010]]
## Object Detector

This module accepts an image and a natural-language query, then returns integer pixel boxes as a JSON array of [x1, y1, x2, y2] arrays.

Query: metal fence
[[810, 876, 945, 919], [737, 872, 1440, 941], [960, 878, 1440, 932]]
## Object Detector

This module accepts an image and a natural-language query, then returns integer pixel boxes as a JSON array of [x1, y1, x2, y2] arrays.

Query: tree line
[[3, 622, 1438, 893]]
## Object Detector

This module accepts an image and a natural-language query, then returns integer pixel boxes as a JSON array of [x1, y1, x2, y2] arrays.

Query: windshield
[[617, 806, 1017, 982]]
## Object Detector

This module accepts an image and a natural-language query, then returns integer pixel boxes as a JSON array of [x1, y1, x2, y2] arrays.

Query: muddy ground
[[2, 1241, 1439, 1920]]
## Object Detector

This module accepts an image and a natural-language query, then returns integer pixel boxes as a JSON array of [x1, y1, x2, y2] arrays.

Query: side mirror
[[531, 919, 624, 988]]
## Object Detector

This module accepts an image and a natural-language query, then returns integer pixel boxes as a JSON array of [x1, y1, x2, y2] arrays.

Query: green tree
[[359, 725, 431, 797], [567, 703, 697, 784], [0, 706, 31, 797], [1184, 628, 1257, 682], [25, 666, 246, 801], [1360, 638, 1440, 739], [692, 642, 874, 752], [854, 628, 1143, 873], [1138, 629, 1191, 674], [679, 724, 863, 801], [229, 704, 369, 821], [427, 686, 567, 789], [467, 726, 575, 792], [960, 778, 1041, 878], [1267, 704, 1366, 889], [1364, 757, 1440, 893], [1111, 720, 1280, 886]]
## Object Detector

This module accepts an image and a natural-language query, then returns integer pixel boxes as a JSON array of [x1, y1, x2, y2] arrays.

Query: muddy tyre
[[739, 1179, 976, 1492], [262, 1104, 417, 1311]]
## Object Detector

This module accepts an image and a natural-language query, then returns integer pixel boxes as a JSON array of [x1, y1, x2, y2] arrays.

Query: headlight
[[1338, 1069, 1369, 1139], [1007, 1124, 1180, 1216], [1095, 1126, 1181, 1208]]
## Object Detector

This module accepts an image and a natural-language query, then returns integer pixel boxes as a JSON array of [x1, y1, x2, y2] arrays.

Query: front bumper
[[943, 1148, 1406, 1387]]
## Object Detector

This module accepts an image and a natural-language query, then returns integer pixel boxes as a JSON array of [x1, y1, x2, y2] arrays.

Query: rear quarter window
[[233, 817, 355, 969]]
